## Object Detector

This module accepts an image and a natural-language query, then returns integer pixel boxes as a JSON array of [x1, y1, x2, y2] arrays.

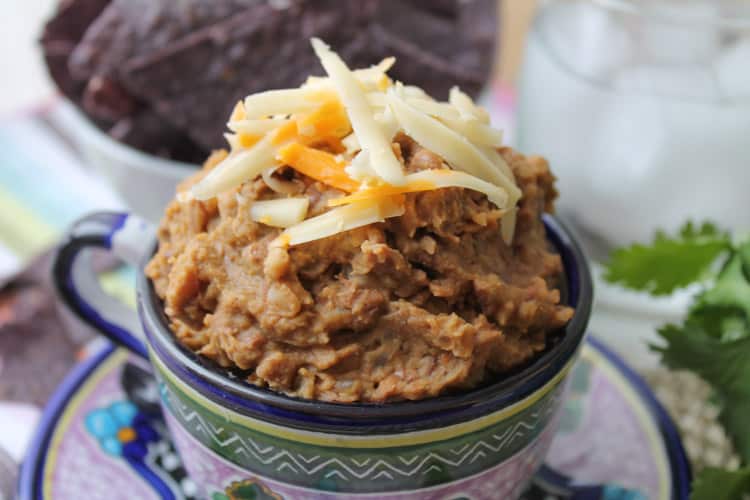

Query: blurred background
[[2, 0, 748, 496], [0, 2, 536, 115]]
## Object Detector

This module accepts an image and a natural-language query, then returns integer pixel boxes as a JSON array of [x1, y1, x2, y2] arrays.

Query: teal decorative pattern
[[157, 373, 566, 494]]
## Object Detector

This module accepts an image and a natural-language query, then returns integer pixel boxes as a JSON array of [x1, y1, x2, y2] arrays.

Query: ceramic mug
[[52, 212, 592, 500]]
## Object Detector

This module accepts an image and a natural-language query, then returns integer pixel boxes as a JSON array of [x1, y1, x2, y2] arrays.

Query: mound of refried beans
[[146, 134, 574, 403]]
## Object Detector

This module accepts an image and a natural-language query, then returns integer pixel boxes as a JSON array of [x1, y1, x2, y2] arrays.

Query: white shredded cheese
[[386, 90, 521, 202], [436, 116, 503, 148], [281, 197, 404, 246], [345, 150, 377, 182], [449, 86, 490, 123], [224, 132, 240, 151], [250, 198, 309, 228], [192, 133, 277, 200], [478, 146, 514, 183], [311, 38, 405, 186], [402, 85, 429, 98], [329, 169, 509, 209], [305, 57, 396, 92], [243, 88, 331, 118], [405, 97, 460, 121], [341, 133, 361, 156], [261, 167, 297, 194], [501, 208, 518, 245], [405, 170, 509, 208], [405, 97, 503, 147], [366, 92, 387, 108], [228, 117, 291, 135], [374, 107, 400, 141]]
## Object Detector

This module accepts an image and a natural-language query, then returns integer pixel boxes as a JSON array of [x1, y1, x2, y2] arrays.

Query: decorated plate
[[19, 337, 689, 500]]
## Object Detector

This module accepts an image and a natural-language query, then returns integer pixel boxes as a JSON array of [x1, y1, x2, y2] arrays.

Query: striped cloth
[[0, 100, 133, 464], [0, 101, 125, 281]]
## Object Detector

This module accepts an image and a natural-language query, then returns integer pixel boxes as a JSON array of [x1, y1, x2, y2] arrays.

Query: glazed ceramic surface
[[50, 212, 593, 499], [20, 337, 689, 500], [154, 350, 569, 498]]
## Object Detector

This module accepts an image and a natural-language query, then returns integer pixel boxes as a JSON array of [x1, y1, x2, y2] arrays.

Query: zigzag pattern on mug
[[169, 387, 562, 482]]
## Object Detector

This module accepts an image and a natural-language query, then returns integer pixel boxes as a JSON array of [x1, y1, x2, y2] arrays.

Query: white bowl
[[55, 100, 200, 223]]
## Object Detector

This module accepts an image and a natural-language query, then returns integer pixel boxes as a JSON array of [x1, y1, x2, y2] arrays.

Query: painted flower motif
[[84, 401, 158, 459], [212, 479, 283, 500], [602, 484, 649, 500]]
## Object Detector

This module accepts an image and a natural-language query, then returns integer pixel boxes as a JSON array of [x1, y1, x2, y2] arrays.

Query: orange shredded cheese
[[327, 180, 435, 207], [277, 143, 360, 193], [328, 169, 509, 209], [271, 121, 300, 146], [238, 133, 260, 148], [297, 100, 351, 139]]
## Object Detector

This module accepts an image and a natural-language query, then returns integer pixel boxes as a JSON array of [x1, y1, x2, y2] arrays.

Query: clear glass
[[517, 0, 750, 259]]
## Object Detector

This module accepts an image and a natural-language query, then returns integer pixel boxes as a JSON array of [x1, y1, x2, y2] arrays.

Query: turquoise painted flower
[[84, 401, 157, 458], [602, 484, 649, 500]]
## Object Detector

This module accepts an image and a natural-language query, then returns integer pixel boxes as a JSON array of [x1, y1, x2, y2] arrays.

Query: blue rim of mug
[[18, 336, 691, 500], [137, 215, 593, 431]]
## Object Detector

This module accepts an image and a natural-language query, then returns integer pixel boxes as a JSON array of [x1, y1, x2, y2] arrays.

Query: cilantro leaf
[[691, 467, 750, 500], [697, 249, 750, 322], [604, 221, 730, 295], [655, 323, 750, 463]]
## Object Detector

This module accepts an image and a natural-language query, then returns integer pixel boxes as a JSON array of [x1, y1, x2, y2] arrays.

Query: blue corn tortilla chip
[[42, 0, 497, 161]]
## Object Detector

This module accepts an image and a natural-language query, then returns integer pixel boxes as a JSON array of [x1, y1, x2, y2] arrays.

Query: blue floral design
[[84, 401, 158, 460], [602, 484, 649, 500]]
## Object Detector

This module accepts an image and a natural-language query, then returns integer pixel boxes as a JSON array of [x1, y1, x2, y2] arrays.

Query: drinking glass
[[517, 0, 750, 260]]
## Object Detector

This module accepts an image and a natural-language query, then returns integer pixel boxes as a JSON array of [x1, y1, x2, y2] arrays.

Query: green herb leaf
[[604, 221, 730, 295], [691, 466, 750, 500], [696, 243, 750, 322], [655, 323, 750, 463]]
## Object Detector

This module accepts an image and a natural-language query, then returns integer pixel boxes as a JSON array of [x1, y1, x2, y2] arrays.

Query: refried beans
[[146, 133, 574, 403]]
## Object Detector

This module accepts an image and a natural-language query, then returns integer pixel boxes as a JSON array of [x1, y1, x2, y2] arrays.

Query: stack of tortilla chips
[[41, 0, 497, 164]]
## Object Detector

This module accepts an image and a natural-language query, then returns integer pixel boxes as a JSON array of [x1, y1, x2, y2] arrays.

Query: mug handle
[[53, 212, 155, 359]]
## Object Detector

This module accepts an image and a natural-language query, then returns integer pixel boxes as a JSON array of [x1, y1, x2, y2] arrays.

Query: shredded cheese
[[449, 86, 490, 123], [250, 198, 309, 228], [405, 98, 503, 147], [243, 88, 336, 118], [305, 57, 395, 92], [478, 146, 514, 182], [278, 196, 404, 246], [229, 101, 247, 121], [190, 38, 522, 245], [501, 208, 517, 245], [261, 167, 297, 194], [311, 38, 405, 186], [386, 90, 521, 203], [277, 143, 360, 192], [345, 150, 377, 182], [341, 133, 360, 156], [405, 98, 460, 121], [228, 117, 291, 135], [224, 132, 240, 151], [328, 169, 508, 209], [193, 133, 277, 200], [296, 99, 351, 139], [237, 133, 260, 148]]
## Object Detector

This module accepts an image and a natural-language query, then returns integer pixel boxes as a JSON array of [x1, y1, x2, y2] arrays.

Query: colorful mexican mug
[[52, 212, 592, 499]]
